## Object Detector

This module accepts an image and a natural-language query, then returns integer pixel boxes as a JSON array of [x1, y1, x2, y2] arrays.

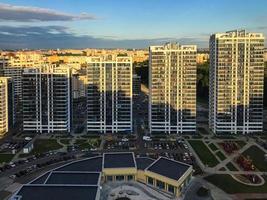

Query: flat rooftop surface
[[16, 185, 98, 200], [55, 157, 103, 172], [103, 152, 136, 168], [45, 172, 100, 185], [31, 172, 50, 184], [136, 157, 155, 170], [146, 157, 191, 181]]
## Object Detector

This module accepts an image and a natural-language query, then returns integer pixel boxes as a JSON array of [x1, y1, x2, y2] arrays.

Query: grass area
[[242, 146, 267, 171], [74, 138, 100, 150], [235, 141, 246, 148], [215, 135, 236, 139], [74, 139, 90, 149], [60, 139, 71, 145], [216, 151, 226, 161], [226, 162, 238, 171], [188, 140, 219, 167], [80, 134, 100, 139], [208, 143, 218, 151], [205, 174, 267, 193], [31, 139, 63, 155], [0, 154, 14, 164], [192, 135, 203, 139]]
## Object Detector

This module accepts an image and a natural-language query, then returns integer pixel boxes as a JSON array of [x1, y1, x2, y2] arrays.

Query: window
[[116, 175, 124, 181], [147, 177, 154, 185], [168, 185, 175, 194], [106, 176, 113, 181], [127, 175, 133, 181], [156, 180, 165, 190]]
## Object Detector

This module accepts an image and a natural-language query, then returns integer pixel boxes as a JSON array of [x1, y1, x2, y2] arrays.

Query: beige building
[[101, 152, 193, 197], [264, 48, 267, 61], [11, 153, 193, 199], [149, 43, 197, 134], [196, 53, 209, 64], [0, 77, 13, 138], [209, 30, 265, 134]]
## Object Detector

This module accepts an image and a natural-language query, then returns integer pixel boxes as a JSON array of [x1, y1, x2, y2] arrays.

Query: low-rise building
[[11, 152, 193, 199], [22, 141, 34, 154]]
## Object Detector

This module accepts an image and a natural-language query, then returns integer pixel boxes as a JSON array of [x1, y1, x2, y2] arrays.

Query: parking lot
[[0, 140, 27, 154], [104, 140, 136, 151]]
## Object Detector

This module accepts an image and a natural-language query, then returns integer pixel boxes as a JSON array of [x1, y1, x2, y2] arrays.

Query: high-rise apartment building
[[87, 56, 132, 134], [209, 30, 265, 134], [0, 53, 45, 121], [22, 65, 72, 133], [149, 43, 197, 134], [133, 74, 141, 97], [0, 77, 14, 138]]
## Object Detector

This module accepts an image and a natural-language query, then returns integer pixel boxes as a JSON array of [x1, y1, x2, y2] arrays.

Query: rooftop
[[146, 157, 191, 181], [136, 157, 155, 170], [103, 152, 136, 168], [45, 172, 100, 185], [55, 156, 102, 172], [16, 185, 98, 200]]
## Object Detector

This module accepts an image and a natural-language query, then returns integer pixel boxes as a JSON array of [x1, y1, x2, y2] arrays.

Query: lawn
[[192, 135, 203, 139], [0, 154, 14, 164], [60, 139, 71, 145], [236, 141, 246, 148], [188, 140, 219, 167], [74, 138, 100, 150], [32, 139, 63, 155], [242, 146, 267, 171], [226, 162, 238, 171], [216, 151, 226, 161], [205, 174, 267, 193], [81, 135, 100, 139], [215, 135, 236, 139], [208, 143, 218, 151]]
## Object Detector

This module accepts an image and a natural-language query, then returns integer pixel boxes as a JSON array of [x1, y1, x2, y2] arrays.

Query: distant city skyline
[[0, 0, 267, 49]]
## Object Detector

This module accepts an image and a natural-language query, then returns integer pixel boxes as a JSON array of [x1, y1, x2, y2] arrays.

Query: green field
[[205, 174, 267, 193], [216, 151, 226, 161], [74, 138, 100, 150], [0, 154, 14, 164], [226, 162, 238, 171], [32, 139, 63, 155], [208, 143, 218, 151], [60, 139, 71, 145], [236, 141, 246, 148], [188, 140, 219, 167], [242, 146, 267, 171]]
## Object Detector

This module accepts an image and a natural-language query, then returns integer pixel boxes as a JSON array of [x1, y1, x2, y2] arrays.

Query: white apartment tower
[[209, 30, 265, 134], [87, 56, 132, 134], [22, 65, 72, 133], [0, 77, 14, 138], [149, 43, 197, 134]]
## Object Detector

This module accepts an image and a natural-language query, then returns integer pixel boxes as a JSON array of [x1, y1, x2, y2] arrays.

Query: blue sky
[[0, 0, 266, 49]]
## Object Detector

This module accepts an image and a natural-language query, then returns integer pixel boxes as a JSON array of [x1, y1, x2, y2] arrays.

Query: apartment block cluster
[[0, 30, 265, 137]]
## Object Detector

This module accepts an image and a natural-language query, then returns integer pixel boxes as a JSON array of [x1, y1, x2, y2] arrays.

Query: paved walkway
[[183, 177, 232, 200], [187, 137, 267, 176], [101, 181, 177, 200]]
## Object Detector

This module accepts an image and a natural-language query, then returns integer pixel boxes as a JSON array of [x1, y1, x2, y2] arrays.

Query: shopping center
[[10, 152, 193, 200]]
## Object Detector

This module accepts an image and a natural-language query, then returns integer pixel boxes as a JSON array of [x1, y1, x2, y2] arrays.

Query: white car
[[143, 136, 152, 141], [122, 138, 129, 142]]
